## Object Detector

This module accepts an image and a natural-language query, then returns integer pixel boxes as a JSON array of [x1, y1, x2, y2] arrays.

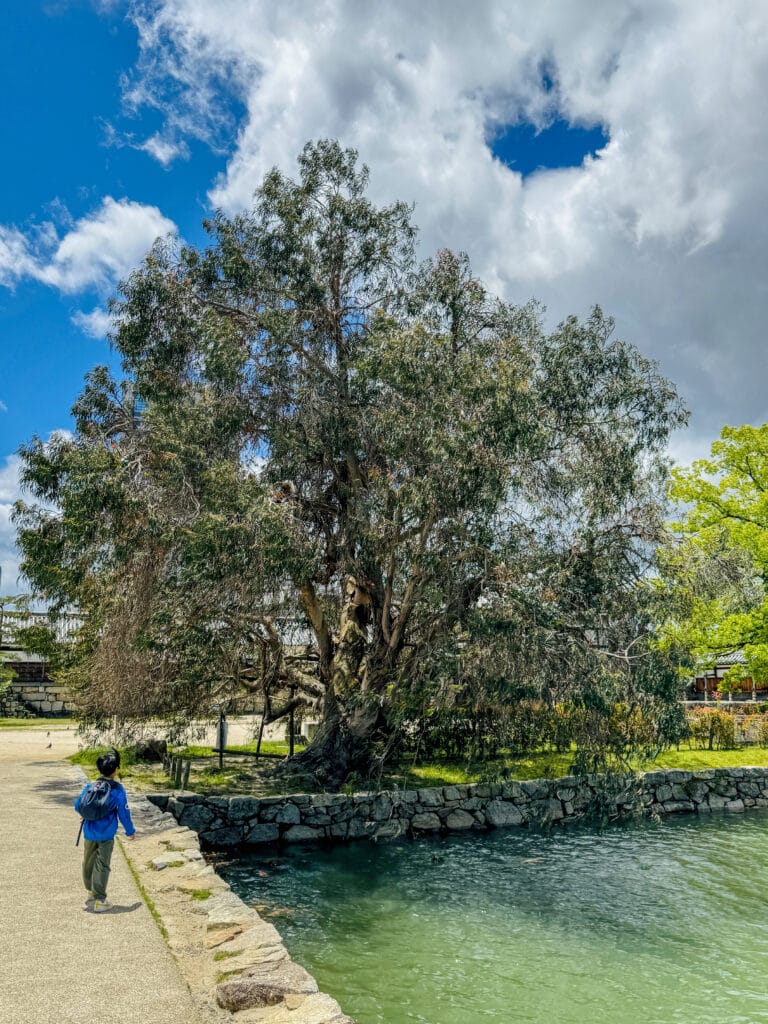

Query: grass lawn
[[0, 717, 76, 729], [65, 734, 768, 796], [404, 746, 768, 788], [69, 740, 311, 796]]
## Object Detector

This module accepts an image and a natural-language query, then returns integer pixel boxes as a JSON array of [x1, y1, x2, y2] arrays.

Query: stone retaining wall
[[147, 765, 768, 848], [112, 785, 353, 1021], [8, 680, 75, 716]]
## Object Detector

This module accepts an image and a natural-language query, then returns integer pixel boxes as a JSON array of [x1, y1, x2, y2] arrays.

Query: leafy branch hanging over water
[[14, 140, 688, 785]]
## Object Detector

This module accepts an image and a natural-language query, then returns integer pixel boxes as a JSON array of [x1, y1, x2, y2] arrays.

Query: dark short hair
[[96, 749, 121, 777]]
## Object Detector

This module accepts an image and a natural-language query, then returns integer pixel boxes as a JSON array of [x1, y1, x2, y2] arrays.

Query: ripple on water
[[218, 810, 768, 1024]]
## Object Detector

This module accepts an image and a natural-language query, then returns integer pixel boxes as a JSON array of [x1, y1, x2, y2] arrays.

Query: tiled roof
[[714, 651, 747, 667]]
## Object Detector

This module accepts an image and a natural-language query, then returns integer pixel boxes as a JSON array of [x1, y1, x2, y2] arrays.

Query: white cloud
[[0, 197, 176, 296], [0, 455, 23, 594], [0, 401, 7, 414], [138, 133, 189, 166], [119, 0, 768, 459], [0, 434, 73, 597], [71, 306, 112, 339]]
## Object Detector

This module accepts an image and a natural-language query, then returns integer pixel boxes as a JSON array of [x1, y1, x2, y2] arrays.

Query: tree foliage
[[660, 425, 768, 686], [14, 141, 687, 783]]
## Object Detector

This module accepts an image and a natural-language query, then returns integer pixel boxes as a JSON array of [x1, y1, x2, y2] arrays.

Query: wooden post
[[255, 708, 266, 761], [174, 757, 183, 788], [289, 686, 296, 758], [181, 759, 191, 790], [217, 707, 227, 771]]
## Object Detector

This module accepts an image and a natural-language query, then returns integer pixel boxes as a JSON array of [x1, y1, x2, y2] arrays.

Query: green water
[[218, 812, 768, 1023]]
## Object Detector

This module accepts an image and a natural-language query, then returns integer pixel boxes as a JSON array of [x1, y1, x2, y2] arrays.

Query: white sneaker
[[93, 900, 112, 913], [84, 890, 94, 907]]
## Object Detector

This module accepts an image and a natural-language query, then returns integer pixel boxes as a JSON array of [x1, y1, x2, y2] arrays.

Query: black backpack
[[78, 778, 115, 821]]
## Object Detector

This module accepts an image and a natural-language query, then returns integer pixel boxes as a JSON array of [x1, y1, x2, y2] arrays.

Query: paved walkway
[[0, 732, 202, 1024]]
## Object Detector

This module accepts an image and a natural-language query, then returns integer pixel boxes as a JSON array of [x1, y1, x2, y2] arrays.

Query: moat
[[219, 810, 768, 1024]]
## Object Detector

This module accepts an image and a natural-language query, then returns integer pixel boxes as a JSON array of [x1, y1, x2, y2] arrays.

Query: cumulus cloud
[[0, 196, 176, 295], [0, 455, 24, 594], [116, 0, 768, 462], [71, 306, 113, 339]]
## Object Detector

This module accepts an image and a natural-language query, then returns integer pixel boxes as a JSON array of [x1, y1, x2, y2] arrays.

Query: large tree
[[659, 424, 768, 686], [15, 141, 687, 783]]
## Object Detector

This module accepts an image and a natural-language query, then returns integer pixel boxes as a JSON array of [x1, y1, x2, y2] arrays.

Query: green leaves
[[14, 141, 686, 771], [663, 424, 768, 684]]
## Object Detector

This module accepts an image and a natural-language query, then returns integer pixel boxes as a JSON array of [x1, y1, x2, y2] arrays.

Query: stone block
[[519, 779, 550, 801], [245, 823, 280, 845], [661, 800, 695, 814], [283, 825, 322, 842], [229, 797, 262, 820], [485, 799, 525, 828], [713, 782, 738, 798], [738, 782, 761, 797], [373, 820, 406, 839], [200, 827, 242, 847], [725, 799, 745, 813], [347, 819, 376, 839], [178, 804, 216, 831], [501, 781, 525, 801], [530, 798, 564, 824], [371, 795, 393, 821], [445, 810, 475, 830], [418, 788, 444, 807], [665, 770, 692, 784], [216, 959, 318, 1011], [411, 812, 442, 831], [641, 771, 667, 785], [304, 813, 332, 825], [684, 780, 710, 803], [275, 803, 301, 825]]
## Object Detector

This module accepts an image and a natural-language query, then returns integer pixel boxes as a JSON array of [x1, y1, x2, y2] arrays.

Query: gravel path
[[0, 730, 202, 1024]]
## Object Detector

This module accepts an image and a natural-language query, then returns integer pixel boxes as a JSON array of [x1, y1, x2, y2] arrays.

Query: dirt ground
[[0, 717, 286, 764]]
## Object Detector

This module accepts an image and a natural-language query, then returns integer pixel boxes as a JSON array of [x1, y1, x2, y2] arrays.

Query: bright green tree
[[14, 141, 687, 783], [661, 424, 768, 687]]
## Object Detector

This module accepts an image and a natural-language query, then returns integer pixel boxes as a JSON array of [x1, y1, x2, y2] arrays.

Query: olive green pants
[[82, 838, 114, 902]]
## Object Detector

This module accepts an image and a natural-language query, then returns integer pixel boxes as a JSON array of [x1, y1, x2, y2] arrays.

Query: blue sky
[[0, 3, 223, 456], [1, 1, 766, 589], [0, 2, 606, 457]]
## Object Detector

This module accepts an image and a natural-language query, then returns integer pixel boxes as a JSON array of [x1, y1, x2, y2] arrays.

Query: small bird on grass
[[45, 742, 52, 749]]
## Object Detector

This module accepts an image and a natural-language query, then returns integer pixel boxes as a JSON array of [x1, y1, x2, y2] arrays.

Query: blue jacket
[[75, 778, 136, 841]]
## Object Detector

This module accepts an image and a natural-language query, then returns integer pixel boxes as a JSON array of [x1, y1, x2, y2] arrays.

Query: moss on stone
[[213, 949, 242, 961], [216, 968, 244, 983]]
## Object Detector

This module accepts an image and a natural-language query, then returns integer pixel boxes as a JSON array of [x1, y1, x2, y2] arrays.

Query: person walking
[[74, 749, 136, 912]]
